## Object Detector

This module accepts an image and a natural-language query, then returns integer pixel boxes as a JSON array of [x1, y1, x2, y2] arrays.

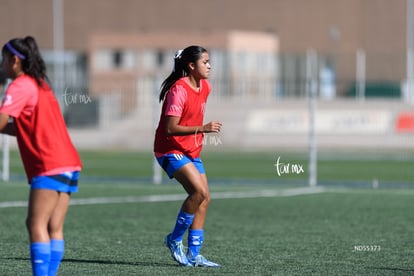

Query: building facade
[[0, 0, 409, 100]]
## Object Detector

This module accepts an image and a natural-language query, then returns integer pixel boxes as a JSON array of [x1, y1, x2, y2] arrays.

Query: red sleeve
[[165, 84, 187, 117], [0, 77, 37, 117]]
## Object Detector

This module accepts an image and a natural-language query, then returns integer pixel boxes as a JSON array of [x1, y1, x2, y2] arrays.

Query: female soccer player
[[0, 36, 82, 276], [154, 46, 222, 267]]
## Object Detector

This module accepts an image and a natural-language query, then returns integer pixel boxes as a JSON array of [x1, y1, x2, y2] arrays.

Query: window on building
[[93, 49, 136, 71], [113, 50, 123, 68]]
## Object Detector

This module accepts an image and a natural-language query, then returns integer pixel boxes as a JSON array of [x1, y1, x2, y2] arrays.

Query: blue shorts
[[30, 171, 80, 193], [156, 154, 205, 179]]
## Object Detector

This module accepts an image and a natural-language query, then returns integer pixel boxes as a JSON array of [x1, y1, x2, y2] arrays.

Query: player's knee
[[193, 189, 210, 205], [48, 221, 63, 236], [25, 217, 43, 239], [202, 191, 211, 205]]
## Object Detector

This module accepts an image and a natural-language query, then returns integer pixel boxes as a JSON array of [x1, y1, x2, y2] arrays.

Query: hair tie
[[5, 42, 26, 60], [174, 49, 183, 60], [172, 49, 183, 72]]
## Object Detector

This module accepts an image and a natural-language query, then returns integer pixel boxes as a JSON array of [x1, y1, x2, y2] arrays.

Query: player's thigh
[[174, 163, 207, 195], [200, 173, 208, 188], [27, 189, 60, 226]]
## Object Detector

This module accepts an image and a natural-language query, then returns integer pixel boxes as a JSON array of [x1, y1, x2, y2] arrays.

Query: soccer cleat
[[187, 253, 221, 267], [164, 233, 191, 266]]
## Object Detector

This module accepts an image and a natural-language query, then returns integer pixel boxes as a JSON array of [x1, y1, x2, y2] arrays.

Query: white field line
[[0, 186, 325, 209]]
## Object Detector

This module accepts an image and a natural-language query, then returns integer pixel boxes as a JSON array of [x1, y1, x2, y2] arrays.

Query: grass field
[[0, 150, 413, 275]]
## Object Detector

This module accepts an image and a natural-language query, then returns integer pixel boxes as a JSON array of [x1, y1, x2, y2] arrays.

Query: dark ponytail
[[159, 45, 208, 102], [2, 36, 48, 87]]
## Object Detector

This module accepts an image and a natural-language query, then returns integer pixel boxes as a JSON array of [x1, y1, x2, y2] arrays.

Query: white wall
[[66, 99, 414, 151]]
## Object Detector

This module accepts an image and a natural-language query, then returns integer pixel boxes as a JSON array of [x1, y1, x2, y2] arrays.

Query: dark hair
[[0, 69, 6, 86], [159, 45, 208, 102], [1, 36, 48, 87]]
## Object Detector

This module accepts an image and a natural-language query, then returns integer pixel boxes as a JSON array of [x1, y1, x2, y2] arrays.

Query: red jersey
[[0, 75, 82, 182], [154, 77, 211, 158]]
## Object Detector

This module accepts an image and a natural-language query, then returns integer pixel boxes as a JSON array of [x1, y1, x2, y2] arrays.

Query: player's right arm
[[0, 77, 37, 136]]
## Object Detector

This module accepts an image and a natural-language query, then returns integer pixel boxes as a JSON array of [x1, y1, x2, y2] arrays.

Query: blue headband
[[5, 42, 26, 60]]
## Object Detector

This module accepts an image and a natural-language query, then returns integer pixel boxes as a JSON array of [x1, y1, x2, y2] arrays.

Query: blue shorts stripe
[[30, 171, 80, 193], [156, 154, 205, 179]]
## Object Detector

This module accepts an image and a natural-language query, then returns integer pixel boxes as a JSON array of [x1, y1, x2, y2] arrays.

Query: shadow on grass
[[2, 257, 176, 268], [64, 258, 176, 267]]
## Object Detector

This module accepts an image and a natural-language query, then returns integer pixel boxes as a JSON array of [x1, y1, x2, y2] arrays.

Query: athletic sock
[[188, 229, 204, 258], [30, 242, 51, 276], [170, 210, 194, 241], [49, 239, 65, 276]]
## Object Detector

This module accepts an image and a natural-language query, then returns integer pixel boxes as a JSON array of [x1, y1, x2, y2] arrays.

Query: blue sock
[[30, 242, 50, 276], [49, 239, 64, 276], [171, 210, 194, 241], [188, 229, 204, 258]]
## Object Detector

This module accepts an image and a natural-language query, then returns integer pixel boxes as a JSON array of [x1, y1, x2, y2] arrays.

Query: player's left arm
[[0, 113, 16, 136], [166, 116, 222, 136]]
